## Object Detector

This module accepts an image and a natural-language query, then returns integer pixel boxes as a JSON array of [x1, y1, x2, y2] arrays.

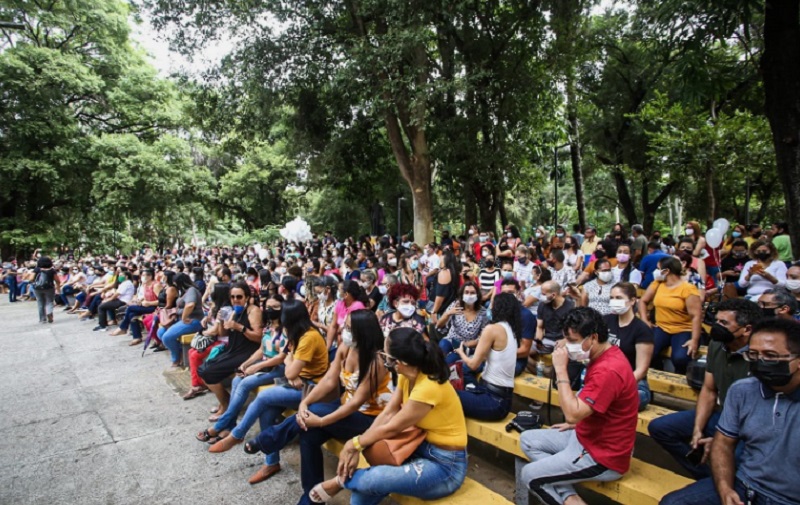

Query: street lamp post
[[397, 196, 406, 243], [553, 143, 570, 228]]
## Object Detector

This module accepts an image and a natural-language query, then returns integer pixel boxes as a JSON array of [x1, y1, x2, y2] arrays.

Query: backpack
[[33, 270, 50, 289]]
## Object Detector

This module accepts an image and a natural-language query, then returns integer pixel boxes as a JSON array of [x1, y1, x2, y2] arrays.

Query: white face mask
[[566, 340, 592, 362], [317, 291, 328, 302], [387, 258, 397, 267], [378, 285, 388, 295], [541, 294, 554, 304], [299, 285, 307, 297], [653, 269, 667, 281], [507, 232, 513, 238], [685, 228, 694, 236], [189, 273, 196, 281], [786, 279, 800, 292], [247, 275, 255, 282], [609, 299, 629, 315], [278, 267, 287, 275], [342, 329, 355, 348], [479, 235, 488, 243], [398, 304, 416, 319], [597, 271, 613, 283], [463, 294, 478, 305]]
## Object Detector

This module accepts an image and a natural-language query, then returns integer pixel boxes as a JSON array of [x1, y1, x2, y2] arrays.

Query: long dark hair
[[282, 298, 314, 349], [174, 273, 197, 295], [210, 282, 231, 319], [349, 309, 385, 397], [441, 250, 460, 291], [491, 292, 522, 347], [342, 279, 369, 306], [388, 327, 449, 384]]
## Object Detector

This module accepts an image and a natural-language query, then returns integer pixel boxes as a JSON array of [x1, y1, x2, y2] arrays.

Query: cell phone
[[685, 446, 704, 466], [273, 377, 288, 386]]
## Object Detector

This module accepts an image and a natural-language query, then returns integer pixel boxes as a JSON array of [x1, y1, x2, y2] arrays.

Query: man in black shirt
[[534, 281, 575, 354]]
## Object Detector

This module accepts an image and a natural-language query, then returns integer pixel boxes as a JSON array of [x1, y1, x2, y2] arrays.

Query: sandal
[[209, 406, 220, 414], [182, 386, 208, 400], [310, 477, 343, 503], [152, 345, 167, 352], [196, 429, 215, 442], [208, 414, 222, 423]]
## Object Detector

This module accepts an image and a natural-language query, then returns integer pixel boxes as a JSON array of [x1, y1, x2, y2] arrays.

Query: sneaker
[[93, 325, 107, 332]]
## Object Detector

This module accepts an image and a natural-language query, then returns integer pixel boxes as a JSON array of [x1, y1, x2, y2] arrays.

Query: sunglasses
[[230, 294, 245, 300]]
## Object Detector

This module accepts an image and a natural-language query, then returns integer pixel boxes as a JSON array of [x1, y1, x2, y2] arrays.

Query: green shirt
[[772, 234, 793, 262], [706, 340, 750, 408]]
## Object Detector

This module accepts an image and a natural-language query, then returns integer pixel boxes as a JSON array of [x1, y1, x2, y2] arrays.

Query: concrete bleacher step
[[660, 345, 707, 359], [465, 415, 693, 505], [322, 439, 512, 505], [513, 373, 675, 435]]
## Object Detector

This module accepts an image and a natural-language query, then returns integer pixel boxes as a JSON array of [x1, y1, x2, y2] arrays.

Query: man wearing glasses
[[757, 287, 798, 321], [660, 318, 800, 505], [649, 299, 761, 479]]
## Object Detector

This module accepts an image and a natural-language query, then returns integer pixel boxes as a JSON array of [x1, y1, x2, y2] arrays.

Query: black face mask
[[750, 359, 795, 387], [755, 252, 771, 261], [710, 323, 736, 343], [762, 307, 778, 318], [265, 308, 282, 321]]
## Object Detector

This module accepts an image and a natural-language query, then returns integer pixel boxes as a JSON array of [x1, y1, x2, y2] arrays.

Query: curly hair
[[387, 283, 420, 306]]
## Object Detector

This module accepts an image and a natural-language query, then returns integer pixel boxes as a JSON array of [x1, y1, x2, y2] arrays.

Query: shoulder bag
[[363, 425, 426, 466]]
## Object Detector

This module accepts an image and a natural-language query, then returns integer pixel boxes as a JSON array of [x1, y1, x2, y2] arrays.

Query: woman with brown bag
[[308, 327, 468, 505]]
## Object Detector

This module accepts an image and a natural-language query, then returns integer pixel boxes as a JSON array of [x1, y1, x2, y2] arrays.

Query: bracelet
[[352, 436, 364, 452], [556, 380, 570, 385]]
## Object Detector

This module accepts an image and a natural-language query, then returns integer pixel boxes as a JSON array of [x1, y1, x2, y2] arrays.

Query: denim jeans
[[343, 441, 468, 505], [76, 291, 87, 307], [59, 285, 76, 306], [34, 288, 55, 322], [648, 410, 720, 479], [87, 294, 103, 315], [119, 305, 155, 331], [638, 379, 652, 412], [18, 280, 31, 298], [214, 366, 286, 432], [660, 477, 784, 505], [519, 429, 622, 505], [456, 383, 512, 421], [157, 319, 204, 364], [6, 276, 17, 302], [652, 327, 692, 373], [230, 384, 303, 466], [295, 401, 376, 505]]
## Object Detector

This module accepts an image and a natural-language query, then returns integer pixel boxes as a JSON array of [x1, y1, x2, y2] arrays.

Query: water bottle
[[536, 360, 544, 378]]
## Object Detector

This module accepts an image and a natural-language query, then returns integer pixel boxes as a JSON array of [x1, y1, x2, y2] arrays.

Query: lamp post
[[553, 143, 570, 228], [397, 196, 407, 243]]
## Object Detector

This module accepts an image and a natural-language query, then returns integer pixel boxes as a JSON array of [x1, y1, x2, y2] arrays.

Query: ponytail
[[422, 338, 450, 383], [388, 327, 449, 384]]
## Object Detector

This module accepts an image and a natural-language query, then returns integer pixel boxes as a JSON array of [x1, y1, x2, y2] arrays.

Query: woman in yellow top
[[209, 299, 329, 485], [309, 327, 468, 505], [639, 256, 702, 373]]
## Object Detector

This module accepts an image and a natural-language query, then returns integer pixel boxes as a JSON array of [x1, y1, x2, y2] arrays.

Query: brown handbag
[[157, 307, 178, 327], [363, 426, 426, 466]]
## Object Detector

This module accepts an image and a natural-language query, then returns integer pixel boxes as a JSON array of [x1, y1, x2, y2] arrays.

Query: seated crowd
[[2, 220, 799, 505]]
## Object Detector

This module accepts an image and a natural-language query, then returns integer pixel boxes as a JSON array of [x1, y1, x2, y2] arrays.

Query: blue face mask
[[410, 260, 419, 270], [233, 305, 245, 315], [732, 231, 742, 238]]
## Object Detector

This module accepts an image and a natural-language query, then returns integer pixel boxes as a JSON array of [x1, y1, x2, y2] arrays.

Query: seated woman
[[738, 240, 787, 301], [249, 309, 391, 505], [208, 299, 329, 485], [379, 283, 427, 337], [453, 292, 520, 421], [156, 273, 205, 367], [577, 258, 615, 315], [612, 243, 642, 286], [604, 282, 654, 411], [183, 283, 232, 401], [437, 281, 488, 364], [137, 270, 178, 351], [198, 282, 264, 416], [110, 268, 161, 343], [310, 327, 467, 504], [94, 268, 135, 331], [195, 294, 286, 434]]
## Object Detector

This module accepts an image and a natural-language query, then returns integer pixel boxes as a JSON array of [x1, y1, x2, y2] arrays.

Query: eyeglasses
[[230, 294, 245, 300], [377, 351, 398, 368], [742, 351, 798, 364]]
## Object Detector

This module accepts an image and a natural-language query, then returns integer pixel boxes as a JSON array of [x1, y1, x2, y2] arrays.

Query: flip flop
[[196, 429, 214, 442], [208, 414, 222, 423], [209, 406, 220, 414]]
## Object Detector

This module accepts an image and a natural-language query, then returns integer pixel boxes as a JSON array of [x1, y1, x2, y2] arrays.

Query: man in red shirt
[[519, 307, 638, 505]]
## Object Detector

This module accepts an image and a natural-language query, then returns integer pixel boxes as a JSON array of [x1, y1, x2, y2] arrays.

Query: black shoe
[[93, 325, 107, 332]]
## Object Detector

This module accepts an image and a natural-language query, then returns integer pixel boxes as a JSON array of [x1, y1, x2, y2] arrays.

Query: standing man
[[648, 299, 760, 479], [518, 307, 638, 505], [660, 318, 800, 505], [629, 225, 648, 267], [579, 226, 599, 264]]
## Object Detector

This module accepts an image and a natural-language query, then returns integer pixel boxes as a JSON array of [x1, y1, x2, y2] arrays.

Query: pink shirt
[[334, 300, 366, 326]]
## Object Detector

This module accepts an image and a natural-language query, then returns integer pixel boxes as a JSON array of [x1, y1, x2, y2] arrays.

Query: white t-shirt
[[513, 260, 534, 286], [421, 253, 440, 276], [612, 266, 642, 286], [117, 280, 136, 304]]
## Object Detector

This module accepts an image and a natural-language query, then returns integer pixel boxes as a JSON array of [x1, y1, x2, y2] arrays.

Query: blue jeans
[[75, 291, 87, 307], [157, 319, 204, 364], [648, 410, 720, 479], [456, 383, 512, 421], [59, 285, 76, 306], [119, 305, 155, 332], [19, 281, 32, 298], [661, 477, 782, 505], [296, 402, 377, 505], [213, 366, 286, 432], [343, 441, 468, 505], [652, 327, 692, 373], [6, 276, 17, 302], [87, 294, 103, 315], [638, 380, 652, 412], [231, 384, 303, 466]]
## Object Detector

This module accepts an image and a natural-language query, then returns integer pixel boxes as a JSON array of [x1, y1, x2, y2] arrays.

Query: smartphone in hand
[[685, 447, 704, 466]]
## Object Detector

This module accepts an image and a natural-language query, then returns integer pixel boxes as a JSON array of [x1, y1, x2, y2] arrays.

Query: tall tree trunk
[[566, 75, 587, 231], [464, 181, 477, 231], [705, 162, 716, 226], [762, 0, 800, 258], [610, 167, 639, 224]]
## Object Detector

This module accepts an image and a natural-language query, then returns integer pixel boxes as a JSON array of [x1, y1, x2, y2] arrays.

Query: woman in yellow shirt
[[208, 299, 329, 484], [639, 256, 702, 373], [309, 327, 468, 505]]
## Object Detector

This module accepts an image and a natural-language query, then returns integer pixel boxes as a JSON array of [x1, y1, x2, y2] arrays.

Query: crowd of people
[[1, 219, 799, 505]]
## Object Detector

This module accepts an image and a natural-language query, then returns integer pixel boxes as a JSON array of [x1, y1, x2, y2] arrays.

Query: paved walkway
[[0, 299, 307, 505]]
